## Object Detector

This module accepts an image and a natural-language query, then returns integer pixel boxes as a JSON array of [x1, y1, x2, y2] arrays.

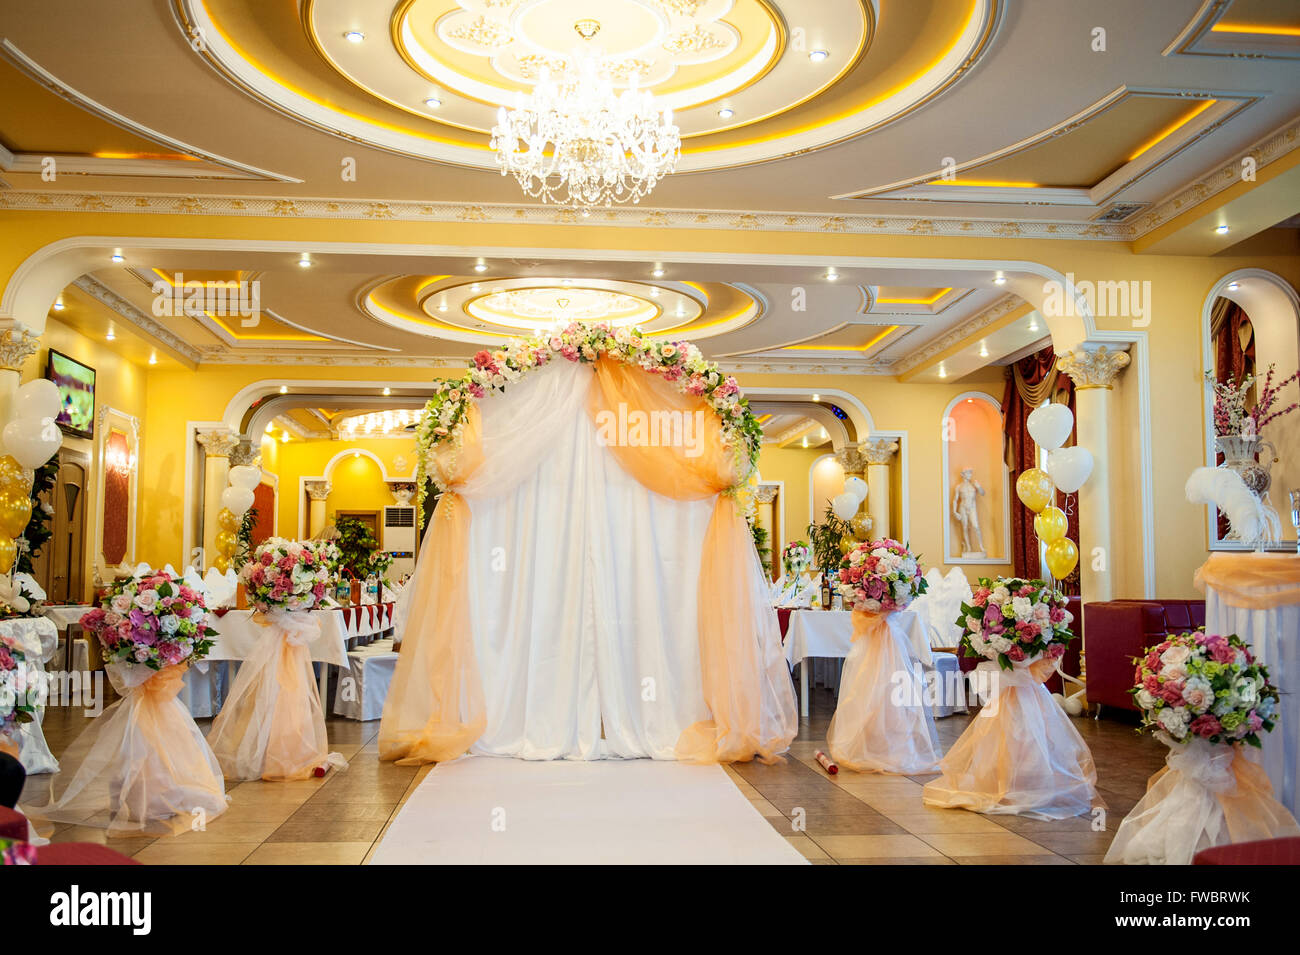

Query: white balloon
[[831, 492, 858, 521], [221, 485, 255, 516], [1027, 402, 1074, 451], [1046, 446, 1094, 493], [844, 475, 868, 503], [228, 465, 262, 491], [2, 416, 62, 469], [14, 379, 62, 422]]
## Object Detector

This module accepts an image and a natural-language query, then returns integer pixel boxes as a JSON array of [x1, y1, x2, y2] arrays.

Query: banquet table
[[1197, 552, 1300, 817], [39, 605, 94, 671], [182, 605, 392, 717], [785, 610, 936, 718]]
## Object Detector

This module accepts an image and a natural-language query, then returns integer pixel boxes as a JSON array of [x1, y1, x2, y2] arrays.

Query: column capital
[[833, 445, 868, 475], [755, 484, 778, 504], [861, 437, 900, 466], [196, 428, 241, 458], [0, 327, 40, 372], [229, 440, 261, 468], [305, 480, 333, 502], [1057, 345, 1130, 391]]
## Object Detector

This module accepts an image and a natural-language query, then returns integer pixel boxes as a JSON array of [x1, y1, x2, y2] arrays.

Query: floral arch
[[384, 321, 794, 767]]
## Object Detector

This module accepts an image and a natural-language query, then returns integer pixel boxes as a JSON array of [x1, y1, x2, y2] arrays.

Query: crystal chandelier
[[489, 22, 681, 208]]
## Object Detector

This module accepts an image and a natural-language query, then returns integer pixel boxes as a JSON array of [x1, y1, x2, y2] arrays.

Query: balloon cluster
[[0, 380, 64, 574], [1015, 402, 1093, 581], [212, 465, 261, 573], [832, 476, 871, 553]]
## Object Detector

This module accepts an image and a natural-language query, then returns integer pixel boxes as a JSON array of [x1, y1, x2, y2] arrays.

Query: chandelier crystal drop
[[489, 48, 681, 209]]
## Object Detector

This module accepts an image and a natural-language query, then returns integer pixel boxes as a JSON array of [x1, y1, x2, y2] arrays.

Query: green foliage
[[235, 506, 257, 568], [807, 502, 851, 572], [750, 520, 771, 566], [17, 459, 58, 574], [334, 515, 385, 580]]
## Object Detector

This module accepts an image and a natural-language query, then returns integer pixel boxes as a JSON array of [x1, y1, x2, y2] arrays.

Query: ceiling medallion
[[489, 21, 681, 208]]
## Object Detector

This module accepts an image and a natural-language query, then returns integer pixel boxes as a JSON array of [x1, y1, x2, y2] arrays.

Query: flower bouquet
[[781, 540, 812, 578], [826, 540, 939, 774], [1105, 631, 1298, 864], [24, 572, 227, 834], [80, 572, 217, 670], [923, 576, 1098, 819], [836, 539, 926, 613], [210, 538, 342, 781], [958, 577, 1074, 670], [239, 537, 329, 613]]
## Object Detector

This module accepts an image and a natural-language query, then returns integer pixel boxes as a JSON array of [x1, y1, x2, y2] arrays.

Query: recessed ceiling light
[[979, 341, 989, 358], [825, 268, 838, 281], [1028, 320, 1040, 333], [717, 107, 734, 119], [938, 364, 948, 379], [652, 267, 664, 278], [383, 386, 392, 396], [279, 385, 287, 394], [298, 254, 311, 268], [473, 262, 488, 272], [110, 252, 124, 263], [148, 351, 157, 366], [993, 273, 1006, 285], [424, 96, 442, 108], [106, 327, 116, 341], [265, 423, 273, 434], [1215, 224, 1230, 235], [52, 299, 64, 311], [281, 432, 290, 443], [812, 393, 820, 401], [344, 30, 365, 43], [438, 302, 448, 312], [809, 49, 829, 62], [470, 283, 480, 292], [1227, 281, 1240, 290]]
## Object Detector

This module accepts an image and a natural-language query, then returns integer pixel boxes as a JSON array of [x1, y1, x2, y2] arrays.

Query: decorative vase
[[1215, 435, 1277, 498]]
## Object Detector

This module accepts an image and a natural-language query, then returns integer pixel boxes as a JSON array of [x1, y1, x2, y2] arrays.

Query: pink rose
[[1189, 714, 1222, 738]]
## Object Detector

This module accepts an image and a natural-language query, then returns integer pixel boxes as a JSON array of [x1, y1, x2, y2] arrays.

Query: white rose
[[1156, 706, 1189, 739], [1135, 688, 1157, 711], [1160, 645, 1192, 666]]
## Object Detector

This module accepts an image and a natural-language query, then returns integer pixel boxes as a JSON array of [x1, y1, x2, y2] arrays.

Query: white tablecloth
[[182, 609, 352, 717], [40, 605, 93, 630], [783, 610, 965, 718], [1203, 560, 1300, 817], [2, 616, 60, 774]]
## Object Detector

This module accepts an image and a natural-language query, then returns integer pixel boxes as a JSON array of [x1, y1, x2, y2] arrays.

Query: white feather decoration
[[1185, 467, 1281, 544]]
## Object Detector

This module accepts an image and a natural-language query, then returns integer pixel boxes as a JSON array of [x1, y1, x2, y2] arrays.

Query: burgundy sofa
[[1081, 599, 1206, 713]]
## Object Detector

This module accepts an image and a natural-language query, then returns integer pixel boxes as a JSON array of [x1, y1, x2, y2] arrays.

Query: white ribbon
[[264, 609, 321, 648]]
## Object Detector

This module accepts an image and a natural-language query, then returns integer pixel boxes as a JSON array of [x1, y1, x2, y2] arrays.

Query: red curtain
[[1002, 347, 1078, 591], [1212, 299, 1254, 538]]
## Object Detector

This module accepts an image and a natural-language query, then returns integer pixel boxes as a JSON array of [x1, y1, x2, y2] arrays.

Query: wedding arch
[[378, 323, 797, 764]]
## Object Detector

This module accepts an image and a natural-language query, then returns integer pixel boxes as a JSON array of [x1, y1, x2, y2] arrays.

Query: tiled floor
[[24, 685, 1165, 864]]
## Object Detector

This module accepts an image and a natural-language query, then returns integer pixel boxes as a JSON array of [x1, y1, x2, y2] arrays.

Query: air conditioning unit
[[383, 505, 417, 577]]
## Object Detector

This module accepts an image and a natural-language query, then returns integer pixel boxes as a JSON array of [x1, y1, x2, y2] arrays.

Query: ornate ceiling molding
[[72, 273, 203, 366], [890, 292, 1022, 375]]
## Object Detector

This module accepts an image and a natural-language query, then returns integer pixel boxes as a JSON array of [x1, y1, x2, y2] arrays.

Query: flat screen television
[[46, 348, 96, 439]]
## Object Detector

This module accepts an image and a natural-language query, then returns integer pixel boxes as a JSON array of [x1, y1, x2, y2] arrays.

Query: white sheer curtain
[[459, 361, 715, 759]]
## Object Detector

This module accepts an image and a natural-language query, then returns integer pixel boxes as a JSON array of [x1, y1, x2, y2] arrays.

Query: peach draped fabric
[[1194, 553, 1300, 610], [378, 409, 487, 765], [826, 610, 940, 774], [1105, 738, 1300, 864], [22, 661, 228, 835], [206, 611, 342, 781], [587, 358, 797, 763], [922, 658, 1102, 819]]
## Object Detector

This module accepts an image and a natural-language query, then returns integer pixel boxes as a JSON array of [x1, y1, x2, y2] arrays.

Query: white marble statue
[[952, 467, 986, 556]]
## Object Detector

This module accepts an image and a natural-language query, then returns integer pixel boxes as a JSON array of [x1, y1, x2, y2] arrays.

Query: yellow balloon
[[1045, 538, 1079, 580], [1034, 505, 1068, 544], [214, 529, 238, 557], [0, 489, 31, 538], [0, 537, 15, 575], [213, 554, 231, 574], [839, 533, 856, 555], [1016, 467, 1055, 513], [217, 507, 239, 532]]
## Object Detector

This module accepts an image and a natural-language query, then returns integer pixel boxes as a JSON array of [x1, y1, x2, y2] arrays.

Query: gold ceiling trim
[[1165, 0, 1300, 59]]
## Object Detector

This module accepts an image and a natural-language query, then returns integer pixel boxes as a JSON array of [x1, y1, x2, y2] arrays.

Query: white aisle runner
[[369, 756, 807, 865]]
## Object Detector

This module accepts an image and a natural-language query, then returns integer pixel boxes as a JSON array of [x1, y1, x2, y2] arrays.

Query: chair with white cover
[[333, 639, 399, 721]]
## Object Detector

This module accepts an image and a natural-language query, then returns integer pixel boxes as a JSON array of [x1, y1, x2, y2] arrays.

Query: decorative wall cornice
[[891, 293, 1023, 375]]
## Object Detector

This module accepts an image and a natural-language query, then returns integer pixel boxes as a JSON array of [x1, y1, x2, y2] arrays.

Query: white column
[[196, 428, 240, 570], [305, 481, 332, 538], [1056, 345, 1130, 603], [862, 438, 899, 541]]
